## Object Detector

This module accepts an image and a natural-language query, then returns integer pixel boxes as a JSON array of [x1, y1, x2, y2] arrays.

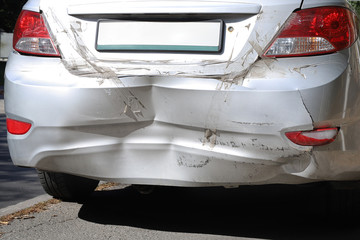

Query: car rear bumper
[[5, 48, 360, 186]]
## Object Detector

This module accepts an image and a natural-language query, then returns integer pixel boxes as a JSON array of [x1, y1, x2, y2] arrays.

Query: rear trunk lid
[[38, 0, 303, 80]]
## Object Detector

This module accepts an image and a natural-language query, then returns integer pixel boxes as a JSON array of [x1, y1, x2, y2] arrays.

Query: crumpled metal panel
[[5, 0, 360, 186]]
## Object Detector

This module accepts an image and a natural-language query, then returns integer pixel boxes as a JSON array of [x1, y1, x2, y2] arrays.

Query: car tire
[[132, 184, 156, 194], [37, 170, 99, 202]]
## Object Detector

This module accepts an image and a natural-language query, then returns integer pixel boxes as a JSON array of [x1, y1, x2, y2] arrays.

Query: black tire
[[132, 184, 156, 194], [37, 170, 99, 202]]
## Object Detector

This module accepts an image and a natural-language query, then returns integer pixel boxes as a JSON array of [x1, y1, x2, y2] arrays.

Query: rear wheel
[[132, 184, 156, 194], [37, 170, 99, 202]]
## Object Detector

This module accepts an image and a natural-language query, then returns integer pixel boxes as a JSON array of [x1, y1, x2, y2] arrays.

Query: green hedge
[[350, 1, 360, 16]]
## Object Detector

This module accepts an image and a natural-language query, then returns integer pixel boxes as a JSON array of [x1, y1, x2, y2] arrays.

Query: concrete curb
[[0, 194, 53, 218]]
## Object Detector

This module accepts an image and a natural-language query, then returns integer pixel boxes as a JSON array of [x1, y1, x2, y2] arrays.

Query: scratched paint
[[5, 0, 360, 187]]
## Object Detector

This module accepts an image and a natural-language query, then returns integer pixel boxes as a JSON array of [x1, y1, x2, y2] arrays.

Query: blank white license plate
[[96, 20, 223, 52]]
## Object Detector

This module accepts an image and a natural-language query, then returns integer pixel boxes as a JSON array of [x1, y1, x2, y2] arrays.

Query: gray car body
[[4, 0, 360, 186]]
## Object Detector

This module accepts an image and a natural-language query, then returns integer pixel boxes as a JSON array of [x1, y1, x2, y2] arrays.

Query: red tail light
[[285, 128, 338, 146], [264, 7, 358, 57], [13, 10, 60, 57], [7, 118, 32, 135]]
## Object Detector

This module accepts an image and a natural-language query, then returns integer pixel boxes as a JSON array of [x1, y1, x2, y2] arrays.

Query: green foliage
[[350, 1, 360, 16], [0, 0, 27, 32]]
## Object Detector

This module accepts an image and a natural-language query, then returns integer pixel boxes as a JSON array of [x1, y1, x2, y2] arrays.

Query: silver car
[[4, 0, 360, 201]]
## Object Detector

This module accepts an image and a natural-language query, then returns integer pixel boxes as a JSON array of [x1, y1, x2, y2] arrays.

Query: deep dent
[[42, 3, 319, 180]]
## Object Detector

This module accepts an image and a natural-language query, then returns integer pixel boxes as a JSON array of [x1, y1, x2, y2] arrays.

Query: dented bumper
[[5, 45, 360, 186]]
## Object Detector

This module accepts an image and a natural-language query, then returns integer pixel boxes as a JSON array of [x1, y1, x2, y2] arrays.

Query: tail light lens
[[285, 128, 338, 146], [264, 7, 358, 57], [7, 118, 32, 135], [13, 10, 60, 57]]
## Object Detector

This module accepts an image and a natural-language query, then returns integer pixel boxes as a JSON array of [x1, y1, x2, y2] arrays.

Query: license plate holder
[[96, 20, 223, 53]]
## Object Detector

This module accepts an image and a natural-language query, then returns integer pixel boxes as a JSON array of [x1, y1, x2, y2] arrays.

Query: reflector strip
[[7, 118, 32, 135]]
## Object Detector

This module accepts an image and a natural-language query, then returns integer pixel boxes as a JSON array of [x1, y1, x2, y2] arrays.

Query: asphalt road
[[0, 112, 47, 210], [1, 184, 360, 240]]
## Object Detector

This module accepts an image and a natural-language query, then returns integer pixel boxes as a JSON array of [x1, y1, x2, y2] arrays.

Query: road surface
[[1, 184, 360, 240]]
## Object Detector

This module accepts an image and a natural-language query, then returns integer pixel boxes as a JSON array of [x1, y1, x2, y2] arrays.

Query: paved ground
[[1, 184, 360, 240]]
